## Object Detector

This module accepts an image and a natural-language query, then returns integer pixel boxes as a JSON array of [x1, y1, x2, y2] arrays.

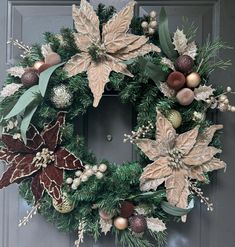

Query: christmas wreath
[[0, 1, 234, 246]]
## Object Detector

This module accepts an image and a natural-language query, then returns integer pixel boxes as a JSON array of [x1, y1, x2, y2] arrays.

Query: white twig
[[18, 203, 40, 227]]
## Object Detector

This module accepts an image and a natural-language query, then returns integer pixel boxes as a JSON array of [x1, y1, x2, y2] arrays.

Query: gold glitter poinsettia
[[64, 0, 161, 107], [135, 110, 226, 219]]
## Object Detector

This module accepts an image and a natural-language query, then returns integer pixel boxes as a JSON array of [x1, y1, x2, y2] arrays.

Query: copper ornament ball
[[21, 70, 39, 87], [175, 55, 194, 74], [114, 217, 128, 230], [129, 215, 147, 234], [186, 72, 201, 88], [38, 63, 51, 74], [33, 60, 45, 71], [176, 88, 195, 106], [45, 52, 62, 66], [167, 71, 186, 91]]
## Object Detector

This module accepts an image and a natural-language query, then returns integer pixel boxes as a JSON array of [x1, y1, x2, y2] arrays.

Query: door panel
[[0, 0, 235, 247]]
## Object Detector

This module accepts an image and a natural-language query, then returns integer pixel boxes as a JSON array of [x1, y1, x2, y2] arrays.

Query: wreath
[[0, 1, 234, 246]]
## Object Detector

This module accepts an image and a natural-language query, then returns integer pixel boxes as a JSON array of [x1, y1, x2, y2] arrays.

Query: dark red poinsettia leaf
[[26, 125, 45, 151], [0, 148, 25, 165], [40, 167, 63, 203], [55, 148, 83, 170], [2, 134, 34, 153], [10, 154, 40, 183], [31, 173, 44, 204], [0, 164, 17, 189], [41, 112, 66, 151]]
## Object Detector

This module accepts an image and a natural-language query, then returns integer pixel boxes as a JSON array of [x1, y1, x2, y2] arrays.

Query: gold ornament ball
[[149, 10, 157, 18], [167, 110, 182, 129], [53, 193, 75, 213], [33, 60, 45, 71], [114, 217, 128, 230], [186, 72, 201, 88], [141, 21, 149, 29], [148, 27, 155, 35], [149, 20, 157, 29]]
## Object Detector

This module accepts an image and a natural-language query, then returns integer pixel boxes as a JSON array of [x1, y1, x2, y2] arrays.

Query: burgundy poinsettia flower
[[0, 112, 83, 203]]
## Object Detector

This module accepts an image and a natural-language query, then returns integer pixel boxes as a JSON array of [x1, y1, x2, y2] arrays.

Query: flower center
[[168, 148, 183, 169], [88, 43, 106, 62], [32, 148, 55, 168]]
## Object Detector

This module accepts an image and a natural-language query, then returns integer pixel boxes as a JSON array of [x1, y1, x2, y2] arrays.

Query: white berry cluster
[[66, 164, 108, 190], [124, 121, 154, 143], [206, 86, 235, 112], [141, 10, 158, 35]]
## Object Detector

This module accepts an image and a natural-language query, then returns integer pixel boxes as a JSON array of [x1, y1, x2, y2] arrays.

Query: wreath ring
[[0, 1, 233, 247]]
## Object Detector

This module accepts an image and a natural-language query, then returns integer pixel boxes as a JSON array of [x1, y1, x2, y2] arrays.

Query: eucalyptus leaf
[[159, 8, 178, 59], [161, 199, 194, 216], [4, 85, 40, 119], [20, 104, 38, 144], [39, 62, 65, 97]]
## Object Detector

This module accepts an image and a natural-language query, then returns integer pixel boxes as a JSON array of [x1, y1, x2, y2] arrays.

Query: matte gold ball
[[149, 20, 157, 29], [148, 27, 155, 35], [149, 10, 157, 18], [167, 110, 182, 129], [141, 21, 149, 29], [33, 60, 45, 71], [186, 72, 201, 88], [53, 193, 75, 214], [114, 217, 128, 230], [45, 52, 62, 66], [176, 88, 195, 106]]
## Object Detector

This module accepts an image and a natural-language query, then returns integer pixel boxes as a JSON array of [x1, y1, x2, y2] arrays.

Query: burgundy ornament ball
[[120, 201, 135, 218], [175, 55, 194, 74], [21, 70, 39, 87], [167, 71, 186, 90], [129, 215, 147, 233]]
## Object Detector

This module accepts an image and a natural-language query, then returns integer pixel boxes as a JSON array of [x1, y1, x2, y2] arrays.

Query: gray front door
[[0, 0, 235, 247]]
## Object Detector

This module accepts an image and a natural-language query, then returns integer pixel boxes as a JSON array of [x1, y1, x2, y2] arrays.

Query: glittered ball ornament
[[167, 71, 186, 90], [129, 215, 147, 233], [175, 55, 194, 74], [45, 52, 62, 66], [114, 217, 128, 230], [186, 72, 201, 88], [53, 193, 75, 213], [176, 88, 195, 106], [51, 85, 73, 109], [167, 110, 182, 129], [120, 201, 135, 218], [21, 70, 39, 87]]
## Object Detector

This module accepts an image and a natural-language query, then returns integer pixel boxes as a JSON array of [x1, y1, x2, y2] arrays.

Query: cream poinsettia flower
[[64, 0, 161, 107], [135, 110, 226, 220]]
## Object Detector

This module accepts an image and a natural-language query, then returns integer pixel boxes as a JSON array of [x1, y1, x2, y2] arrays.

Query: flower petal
[[107, 56, 133, 77], [165, 169, 188, 206], [135, 139, 168, 161], [156, 110, 176, 149], [175, 127, 199, 155], [0, 148, 25, 164], [64, 53, 92, 78], [2, 134, 34, 153], [87, 61, 112, 107], [140, 177, 165, 192], [55, 148, 83, 170], [72, 1, 100, 42], [140, 157, 172, 181], [182, 145, 221, 166], [0, 154, 39, 189], [26, 125, 44, 151], [74, 34, 93, 52], [197, 125, 223, 146], [188, 166, 207, 182], [40, 166, 63, 203], [31, 173, 45, 203], [41, 112, 66, 151], [114, 43, 161, 61], [201, 158, 226, 173], [102, 1, 135, 41]]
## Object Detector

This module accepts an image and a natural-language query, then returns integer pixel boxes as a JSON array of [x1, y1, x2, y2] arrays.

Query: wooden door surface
[[0, 0, 235, 247]]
